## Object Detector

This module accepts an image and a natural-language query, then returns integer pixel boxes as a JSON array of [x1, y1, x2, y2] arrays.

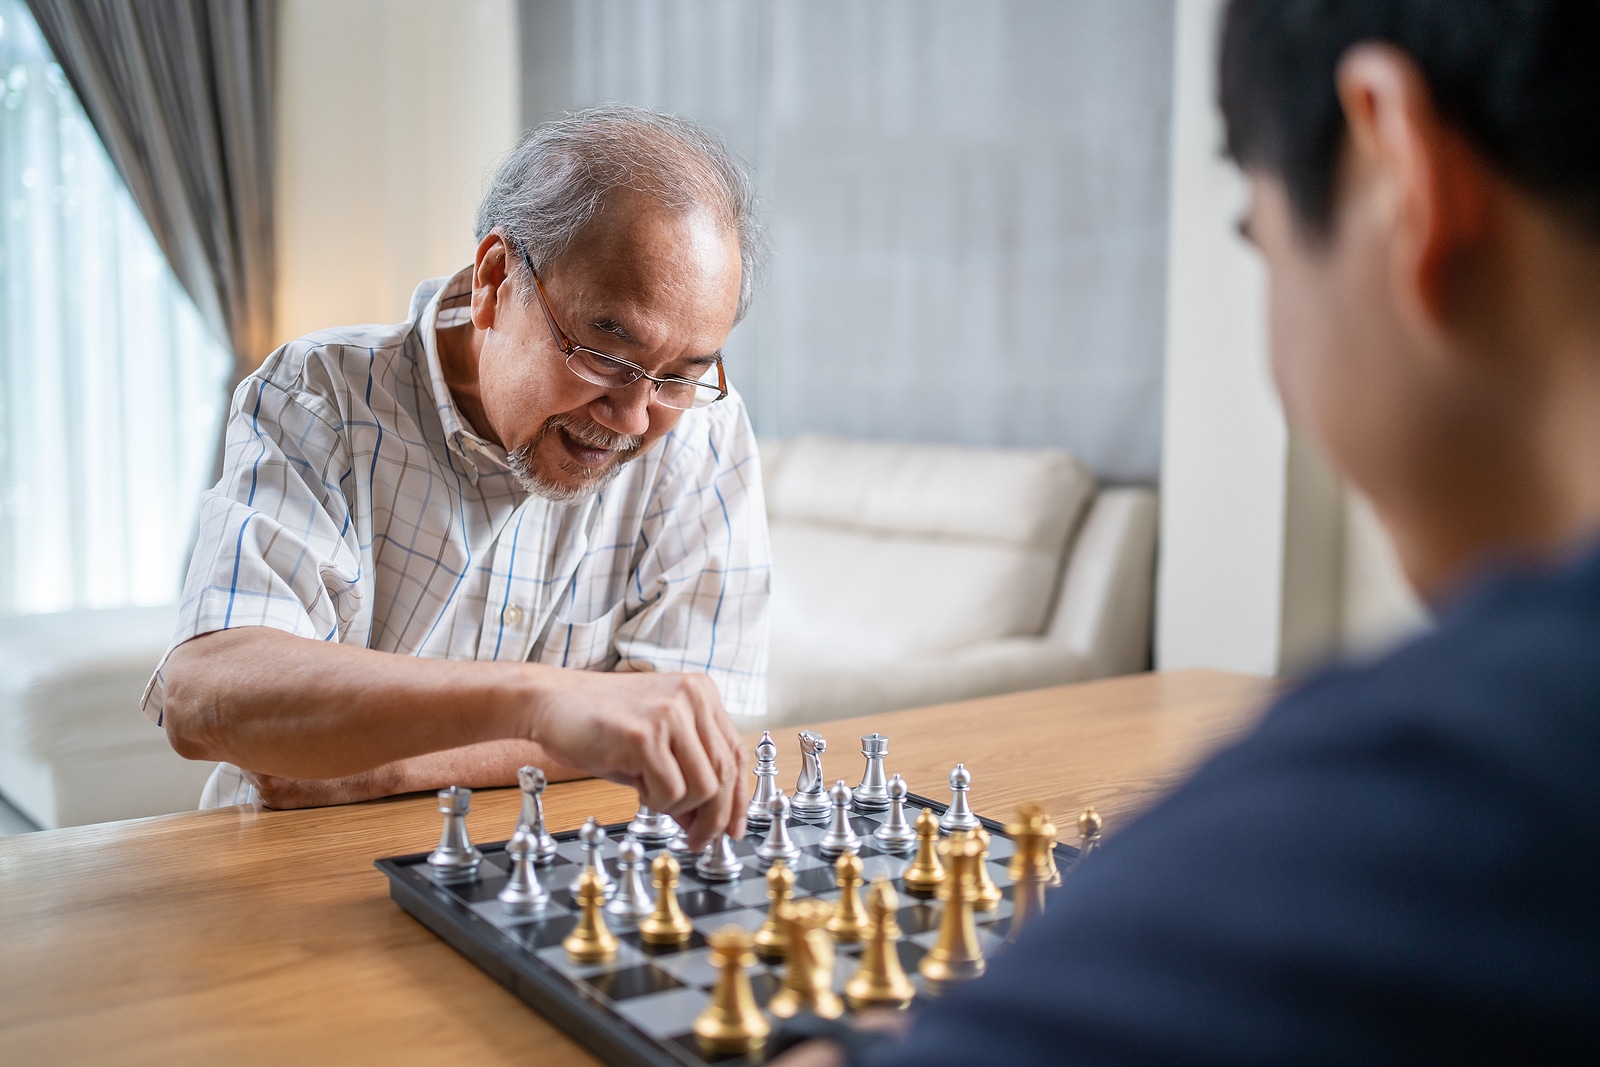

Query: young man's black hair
[[776, 1, 1600, 1063]]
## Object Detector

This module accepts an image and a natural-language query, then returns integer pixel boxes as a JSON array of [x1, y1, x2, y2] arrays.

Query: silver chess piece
[[746, 731, 781, 829], [871, 773, 917, 853], [852, 732, 891, 812], [567, 817, 616, 899], [427, 785, 482, 882], [696, 831, 743, 882], [516, 765, 559, 864], [497, 829, 550, 914], [605, 837, 655, 920], [791, 729, 830, 817], [757, 789, 801, 868], [627, 804, 680, 846], [939, 763, 981, 834], [818, 779, 863, 858]]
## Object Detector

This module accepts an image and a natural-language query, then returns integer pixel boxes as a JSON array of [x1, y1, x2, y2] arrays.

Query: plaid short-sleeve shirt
[[143, 270, 771, 805]]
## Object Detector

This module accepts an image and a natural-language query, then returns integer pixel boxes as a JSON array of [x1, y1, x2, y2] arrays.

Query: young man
[[783, 0, 1600, 1062], [145, 106, 769, 849]]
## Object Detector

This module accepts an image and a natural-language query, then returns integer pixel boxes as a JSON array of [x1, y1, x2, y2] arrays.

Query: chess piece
[[939, 763, 981, 834], [696, 831, 743, 882], [605, 837, 655, 921], [768, 899, 844, 1020], [968, 827, 1003, 912], [563, 868, 619, 963], [693, 926, 771, 1056], [497, 828, 550, 914], [757, 789, 801, 868], [919, 837, 986, 992], [626, 804, 679, 846], [746, 731, 780, 830], [826, 852, 868, 943], [872, 773, 917, 852], [852, 732, 891, 812], [567, 817, 616, 899], [818, 780, 862, 858], [901, 807, 946, 894], [516, 766, 559, 864], [844, 877, 915, 1010], [1040, 812, 1063, 887], [638, 852, 694, 944], [753, 860, 795, 960], [791, 730, 830, 817], [1005, 803, 1052, 944], [1077, 806, 1104, 865], [427, 786, 482, 882]]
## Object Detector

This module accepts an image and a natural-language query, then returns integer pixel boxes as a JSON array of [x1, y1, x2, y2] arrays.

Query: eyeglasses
[[521, 251, 728, 411]]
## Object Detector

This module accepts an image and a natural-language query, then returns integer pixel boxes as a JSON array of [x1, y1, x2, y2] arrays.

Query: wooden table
[[0, 669, 1268, 1065]]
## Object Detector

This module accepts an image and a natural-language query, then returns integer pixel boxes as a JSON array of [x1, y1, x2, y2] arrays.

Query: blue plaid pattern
[[142, 271, 771, 798]]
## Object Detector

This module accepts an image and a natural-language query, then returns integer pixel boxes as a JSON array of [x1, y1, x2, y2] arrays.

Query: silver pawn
[[605, 837, 655, 920], [939, 762, 981, 834], [567, 817, 616, 898], [791, 729, 830, 818], [427, 785, 482, 882], [497, 829, 549, 914], [627, 804, 679, 845], [516, 766, 559, 864], [757, 790, 801, 868], [871, 773, 917, 852], [746, 731, 781, 829], [818, 779, 862, 858], [696, 831, 743, 882], [852, 733, 891, 813]]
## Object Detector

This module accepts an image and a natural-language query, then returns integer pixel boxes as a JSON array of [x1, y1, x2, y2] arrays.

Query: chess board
[[375, 794, 1076, 1067]]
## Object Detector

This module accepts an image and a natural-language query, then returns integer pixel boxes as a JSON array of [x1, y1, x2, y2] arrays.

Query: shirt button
[[502, 605, 524, 627]]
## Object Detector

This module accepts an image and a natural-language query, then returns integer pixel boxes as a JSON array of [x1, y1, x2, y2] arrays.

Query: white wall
[[273, 0, 519, 349]]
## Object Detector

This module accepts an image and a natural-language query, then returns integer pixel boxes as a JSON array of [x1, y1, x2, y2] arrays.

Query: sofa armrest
[[1044, 487, 1158, 677]]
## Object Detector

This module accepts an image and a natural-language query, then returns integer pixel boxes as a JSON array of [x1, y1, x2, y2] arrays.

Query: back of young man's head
[[1216, 0, 1600, 601]]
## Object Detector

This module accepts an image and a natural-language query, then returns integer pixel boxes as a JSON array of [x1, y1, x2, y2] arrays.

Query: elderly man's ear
[[470, 232, 516, 332]]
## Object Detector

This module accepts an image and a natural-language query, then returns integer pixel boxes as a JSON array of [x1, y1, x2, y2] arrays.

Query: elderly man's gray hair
[[476, 104, 767, 324]]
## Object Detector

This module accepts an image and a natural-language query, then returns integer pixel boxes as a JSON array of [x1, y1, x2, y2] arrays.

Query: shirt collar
[[412, 267, 510, 479]]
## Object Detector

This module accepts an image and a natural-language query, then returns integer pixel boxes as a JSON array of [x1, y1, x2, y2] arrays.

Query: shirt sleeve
[[141, 369, 363, 726], [611, 400, 772, 722]]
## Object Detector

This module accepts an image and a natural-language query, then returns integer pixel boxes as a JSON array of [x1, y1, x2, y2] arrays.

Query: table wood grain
[[0, 669, 1269, 1065]]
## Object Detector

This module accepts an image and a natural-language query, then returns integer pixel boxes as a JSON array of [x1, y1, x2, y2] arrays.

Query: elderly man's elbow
[[160, 638, 225, 761]]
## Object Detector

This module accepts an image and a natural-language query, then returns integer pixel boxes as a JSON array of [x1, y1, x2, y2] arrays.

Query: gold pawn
[[638, 851, 694, 945], [753, 859, 795, 960], [827, 851, 868, 943], [1077, 806, 1104, 864], [1005, 803, 1051, 944], [562, 868, 618, 963], [1039, 813, 1063, 887], [969, 827, 1003, 912], [919, 837, 986, 992], [901, 807, 946, 894], [768, 899, 843, 1020], [844, 877, 915, 1011], [693, 926, 771, 1056]]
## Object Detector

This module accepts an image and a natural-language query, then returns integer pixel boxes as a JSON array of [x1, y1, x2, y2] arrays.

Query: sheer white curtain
[[0, 0, 229, 614]]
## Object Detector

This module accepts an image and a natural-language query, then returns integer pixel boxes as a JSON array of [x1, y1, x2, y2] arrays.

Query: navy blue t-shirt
[[865, 544, 1600, 1065]]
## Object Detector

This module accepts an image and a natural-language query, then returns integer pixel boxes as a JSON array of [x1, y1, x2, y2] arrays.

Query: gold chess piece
[[827, 851, 868, 943], [968, 827, 1003, 912], [693, 925, 771, 1056], [638, 852, 694, 945], [1039, 812, 1063, 887], [768, 899, 844, 1020], [1077, 806, 1104, 864], [562, 868, 618, 963], [1006, 803, 1052, 944], [844, 877, 915, 1010], [753, 859, 795, 960], [901, 807, 946, 894], [919, 837, 986, 992]]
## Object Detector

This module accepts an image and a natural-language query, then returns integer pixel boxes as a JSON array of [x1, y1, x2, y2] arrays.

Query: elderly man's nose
[[594, 379, 653, 436]]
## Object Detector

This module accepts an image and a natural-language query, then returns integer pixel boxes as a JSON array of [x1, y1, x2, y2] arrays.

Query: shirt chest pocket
[[533, 599, 626, 671]]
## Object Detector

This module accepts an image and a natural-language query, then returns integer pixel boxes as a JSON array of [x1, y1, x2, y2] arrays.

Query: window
[[0, 0, 229, 614]]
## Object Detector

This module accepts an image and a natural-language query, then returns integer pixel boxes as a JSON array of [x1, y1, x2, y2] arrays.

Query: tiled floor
[[0, 793, 41, 836]]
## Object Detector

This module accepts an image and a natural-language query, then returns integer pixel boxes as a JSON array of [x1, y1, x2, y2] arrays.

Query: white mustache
[[555, 418, 642, 452]]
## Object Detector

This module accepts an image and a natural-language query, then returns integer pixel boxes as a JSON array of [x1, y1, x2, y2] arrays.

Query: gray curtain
[[24, 0, 275, 375]]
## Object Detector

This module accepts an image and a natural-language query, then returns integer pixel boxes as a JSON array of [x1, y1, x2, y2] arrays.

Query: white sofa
[[0, 606, 214, 829], [761, 435, 1157, 726]]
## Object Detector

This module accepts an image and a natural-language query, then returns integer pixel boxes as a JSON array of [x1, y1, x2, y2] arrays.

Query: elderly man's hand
[[527, 668, 749, 849]]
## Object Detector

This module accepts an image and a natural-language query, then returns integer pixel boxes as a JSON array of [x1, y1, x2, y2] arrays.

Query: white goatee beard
[[506, 414, 644, 502]]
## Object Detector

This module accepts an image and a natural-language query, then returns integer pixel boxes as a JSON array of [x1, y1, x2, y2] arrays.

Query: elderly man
[[146, 106, 767, 847]]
